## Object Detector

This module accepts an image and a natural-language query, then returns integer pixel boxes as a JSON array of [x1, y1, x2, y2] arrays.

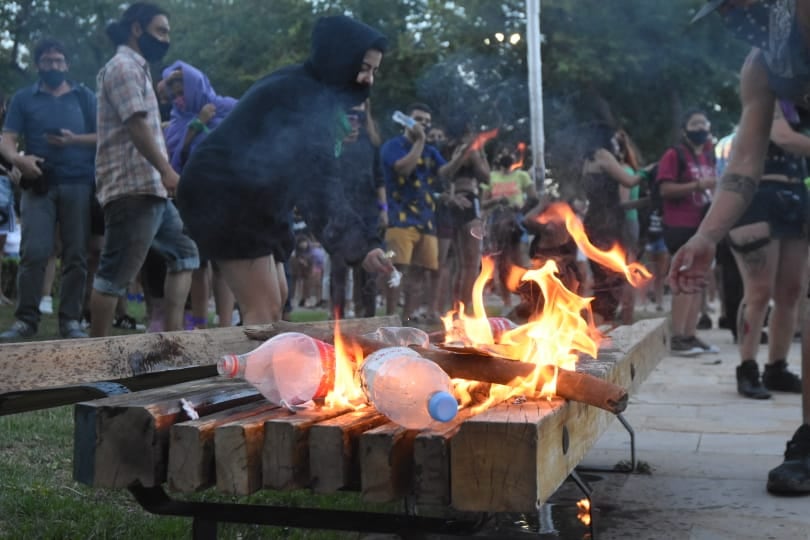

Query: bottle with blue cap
[[360, 346, 458, 429]]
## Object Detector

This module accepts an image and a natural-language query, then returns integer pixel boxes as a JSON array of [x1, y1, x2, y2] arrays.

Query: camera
[[20, 161, 52, 195]]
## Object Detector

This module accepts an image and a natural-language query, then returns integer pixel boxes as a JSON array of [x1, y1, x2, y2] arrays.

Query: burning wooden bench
[[68, 317, 667, 536]]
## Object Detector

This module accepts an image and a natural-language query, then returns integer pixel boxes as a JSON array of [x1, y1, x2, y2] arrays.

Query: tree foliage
[[0, 0, 749, 187]]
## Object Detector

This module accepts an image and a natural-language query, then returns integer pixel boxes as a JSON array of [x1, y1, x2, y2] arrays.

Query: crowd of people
[[0, 0, 807, 495]]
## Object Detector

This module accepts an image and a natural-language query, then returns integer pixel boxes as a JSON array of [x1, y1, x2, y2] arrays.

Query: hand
[[453, 193, 472, 209], [700, 177, 717, 191], [199, 103, 216, 124], [7, 166, 22, 185], [668, 232, 716, 294], [45, 129, 77, 147], [407, 122, 426, 141], [362, 247, 395, 275], [161, 167, 180, 196], [15, 154, 44, 180], [451, 142, 471, 161]]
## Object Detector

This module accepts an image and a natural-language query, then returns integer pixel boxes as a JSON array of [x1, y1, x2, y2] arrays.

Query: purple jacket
[[162, 61, 237, 172]]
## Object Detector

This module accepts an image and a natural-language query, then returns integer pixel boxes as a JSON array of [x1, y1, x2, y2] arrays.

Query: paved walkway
[[578, 324, 810, 540]]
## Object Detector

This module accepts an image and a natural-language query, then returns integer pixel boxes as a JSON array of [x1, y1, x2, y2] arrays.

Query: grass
[[0, 296, 400, 540]]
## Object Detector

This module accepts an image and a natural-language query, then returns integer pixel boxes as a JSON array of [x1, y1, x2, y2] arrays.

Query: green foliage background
[[0, 0, 748, 189]]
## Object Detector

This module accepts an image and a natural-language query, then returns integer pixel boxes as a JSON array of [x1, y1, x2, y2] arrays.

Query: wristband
[[377, 202, 388, 211], [189, 118, 210, 134]]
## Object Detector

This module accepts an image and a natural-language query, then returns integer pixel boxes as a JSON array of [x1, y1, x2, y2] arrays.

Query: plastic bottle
[[488, 317, 518, 342], [392, 110, 416, 129], [217, 332, 335, 406], [361, 326, 430, 348], [360, 347, 458, 429]]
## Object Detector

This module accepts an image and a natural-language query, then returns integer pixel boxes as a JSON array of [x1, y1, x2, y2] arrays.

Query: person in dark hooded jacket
[[176, 15, 393, 324]]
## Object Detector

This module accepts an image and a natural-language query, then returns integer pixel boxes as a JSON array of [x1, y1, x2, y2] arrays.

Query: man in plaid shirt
[[89, 2, 198, 337]]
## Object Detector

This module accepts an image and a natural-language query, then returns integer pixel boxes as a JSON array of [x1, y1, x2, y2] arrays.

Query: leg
[[163, 270, 193, 330], [189, 262, 211, 328], [217, 256, 279, 324], [431, 237, 452, 315], [767, 238, 808, 363], [383, 228, 417, 317], [330, 256, 349, 319], [55, 184, 92, 327], [211, 263, 236, 327], [456, 218, 483, 313]]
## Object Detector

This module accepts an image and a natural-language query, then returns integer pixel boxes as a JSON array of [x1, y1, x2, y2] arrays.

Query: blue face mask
[[39, 70, 66, 88]]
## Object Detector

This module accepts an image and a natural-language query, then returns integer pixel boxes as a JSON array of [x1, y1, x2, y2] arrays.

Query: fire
[[509, 142, 527, 171], [536, 202, 652, 287], [468, 128, 499, 152], [577, 498, 592, 526], [443, 255, 598, 408], [324, 318, 366, 410]]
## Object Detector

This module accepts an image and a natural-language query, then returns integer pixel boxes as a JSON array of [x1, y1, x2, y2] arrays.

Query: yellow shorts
[[384, 227, 439, 270]]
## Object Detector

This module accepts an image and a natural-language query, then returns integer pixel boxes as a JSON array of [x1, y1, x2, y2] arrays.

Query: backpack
[[638, 146, 687, 242]]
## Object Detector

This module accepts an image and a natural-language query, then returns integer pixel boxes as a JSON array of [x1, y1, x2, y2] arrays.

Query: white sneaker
[[39, 295, 53, 315]]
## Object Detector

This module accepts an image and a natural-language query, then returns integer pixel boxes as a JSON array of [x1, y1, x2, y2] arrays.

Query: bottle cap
[[428, 391, 458, 423], [217, 354, 238, 378]]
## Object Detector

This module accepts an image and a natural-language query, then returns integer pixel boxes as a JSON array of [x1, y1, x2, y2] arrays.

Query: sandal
[[113, 314, 138, 330]]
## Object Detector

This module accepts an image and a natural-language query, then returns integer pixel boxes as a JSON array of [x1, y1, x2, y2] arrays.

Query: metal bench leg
[[577, 412, 637, 474], [568, 469, 596, 540]]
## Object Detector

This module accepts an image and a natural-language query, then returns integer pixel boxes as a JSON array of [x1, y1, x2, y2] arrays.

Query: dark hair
[[106, 2, 168, 46], [582, 122, 617, 160], [406, 102, 433, 116], [33, 38, 68, 64], [680, 107, 708, 129]]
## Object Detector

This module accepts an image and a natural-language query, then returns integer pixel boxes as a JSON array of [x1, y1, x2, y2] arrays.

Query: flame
[[324, 317, 366, 410], [577, 498, 592, 526], [468, 128, 499, 152], [443, 255, 598, 408], [536, 202, 652, 287], [509, 142, 527, 171]]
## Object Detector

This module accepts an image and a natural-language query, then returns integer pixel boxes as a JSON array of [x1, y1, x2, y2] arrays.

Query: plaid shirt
[[95, 45, 167, 206]]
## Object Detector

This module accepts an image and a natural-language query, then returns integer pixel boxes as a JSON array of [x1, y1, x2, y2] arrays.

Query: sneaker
[[39, 295, 53, 315], [762, 360, 802, 393], [736, 359, 771, 399], [60, 320, 88, 339], [0, 320, 36, 340], [670, 335, 704, 357], [689, 335, 719, 354], [767, 424, 810, 495]]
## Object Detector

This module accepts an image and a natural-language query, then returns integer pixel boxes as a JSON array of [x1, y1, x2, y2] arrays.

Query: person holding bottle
[[177, 15, 393, 325]]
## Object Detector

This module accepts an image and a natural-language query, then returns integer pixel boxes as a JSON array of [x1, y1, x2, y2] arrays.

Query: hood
[[305, 15, 387, 105]]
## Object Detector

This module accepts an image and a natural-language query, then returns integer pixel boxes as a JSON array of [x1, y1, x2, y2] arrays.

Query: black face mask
[[685, 129, 709, 146], [138, 32, 170, 63], [39, 70, 66, 88], [499, 155, 514, 169]]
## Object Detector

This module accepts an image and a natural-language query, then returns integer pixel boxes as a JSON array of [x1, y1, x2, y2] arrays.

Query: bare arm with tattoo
[[669, 49, 774, 292]]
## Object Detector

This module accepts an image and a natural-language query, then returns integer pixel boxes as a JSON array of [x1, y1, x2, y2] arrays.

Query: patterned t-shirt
[[380, 135, 446, 233]]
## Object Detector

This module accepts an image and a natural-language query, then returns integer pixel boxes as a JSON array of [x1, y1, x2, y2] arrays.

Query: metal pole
[[525, 0, 546, 192]]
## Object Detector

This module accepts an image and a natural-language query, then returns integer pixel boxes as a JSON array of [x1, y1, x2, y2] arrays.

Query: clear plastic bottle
[[392, 110, 416, 129], [488, 317, 518, 342], [361, 326, 430, 348], [360, 347, 458, 429], [217, 332, 335, 406]]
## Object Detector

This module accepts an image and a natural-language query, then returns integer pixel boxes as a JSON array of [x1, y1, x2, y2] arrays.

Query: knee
[[744, 284, 772, 310]]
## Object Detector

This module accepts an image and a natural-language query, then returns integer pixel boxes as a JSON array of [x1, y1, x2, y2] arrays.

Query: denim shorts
[[94, 195, 199, 296]]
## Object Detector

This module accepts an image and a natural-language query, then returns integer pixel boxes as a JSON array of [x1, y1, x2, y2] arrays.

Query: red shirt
[[656, 144, 714, 228]]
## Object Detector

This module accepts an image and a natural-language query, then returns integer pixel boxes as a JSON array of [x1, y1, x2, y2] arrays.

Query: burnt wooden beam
[[73, 378, 260, 488], [2, 316, 400, 395], [449, 318, 667, 512], [360, 423, 418, 503], [308, 410, 388, 494]]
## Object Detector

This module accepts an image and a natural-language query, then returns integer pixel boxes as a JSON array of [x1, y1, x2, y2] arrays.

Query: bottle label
[[312, 339, 336, 399]]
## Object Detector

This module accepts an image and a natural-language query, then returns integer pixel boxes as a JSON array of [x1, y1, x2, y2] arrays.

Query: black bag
[[638, 146, 688, 242]]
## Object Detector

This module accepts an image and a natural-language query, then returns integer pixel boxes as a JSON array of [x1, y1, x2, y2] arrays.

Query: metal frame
[[567, 469, 596, 540], [576, 412, 636, 473], [129, 484, 486, 539]]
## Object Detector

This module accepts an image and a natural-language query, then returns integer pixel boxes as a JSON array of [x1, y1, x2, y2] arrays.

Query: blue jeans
[[94, 195, 199, 297], [16, 183, 92, 328]]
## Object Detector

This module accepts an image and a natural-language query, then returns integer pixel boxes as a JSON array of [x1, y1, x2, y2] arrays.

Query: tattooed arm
[[669, 49, 774, 292], [698, 50, 773, 244]]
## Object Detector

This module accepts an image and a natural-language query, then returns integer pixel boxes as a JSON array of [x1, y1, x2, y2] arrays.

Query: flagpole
[[525, 0, 545, 193]]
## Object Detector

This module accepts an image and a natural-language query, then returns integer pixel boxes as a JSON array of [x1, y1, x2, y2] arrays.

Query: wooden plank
[[73, 378, 259, 488], [309, 410, 388, 493], [413, 408, 477, 507], [214, 407, 291, 496], [262, 406, 352, 490], [167, 400, 279, 493], [3, 315, 400, 394], [449, 318, 667, 512], [360, 423, 418, 503]]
